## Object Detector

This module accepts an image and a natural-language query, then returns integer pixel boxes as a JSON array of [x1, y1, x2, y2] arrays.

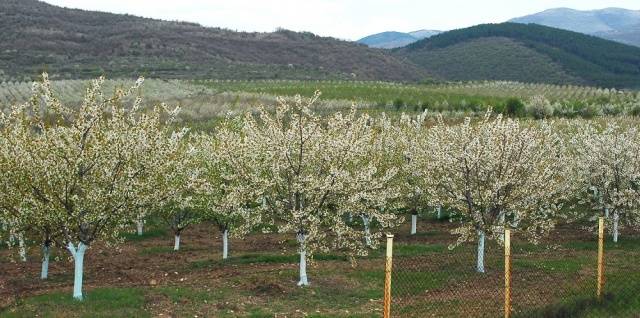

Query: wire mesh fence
[[383, 218, 640, 317], [389, 238, 503, 317]]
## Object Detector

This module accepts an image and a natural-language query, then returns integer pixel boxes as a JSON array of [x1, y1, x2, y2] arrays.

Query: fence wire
[[390, 235, 503, 317], [387, 223, 640, 317]]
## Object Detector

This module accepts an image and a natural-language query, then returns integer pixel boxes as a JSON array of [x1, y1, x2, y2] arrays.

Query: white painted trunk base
[[411, 214, 417, 235], [362, 215, 371, 246], [174, 235, 180, 251], [613, 212, 619, 243], [477, 230, 485, 273], [18, 234, 26, 262], [41, 244, 50, 279], [436, 206, 442, 220], [136, 221, 144, 236], [500, 213, 506, 241], [222, 229, 229, 259], [66, 242, 88, 300], [297, 233, 309, 286]]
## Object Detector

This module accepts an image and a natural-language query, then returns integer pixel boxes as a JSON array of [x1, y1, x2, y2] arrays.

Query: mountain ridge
[[3, 1, 640, 88], [357, 30, 441, 49], [0, 0, 428, 82], [510, 7, 640, 47]]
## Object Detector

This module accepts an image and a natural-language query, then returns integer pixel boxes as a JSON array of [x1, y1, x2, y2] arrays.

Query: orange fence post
[[597, 217, 605, 300], [383, 234, 394, 318], [504, 228, 512, 318]]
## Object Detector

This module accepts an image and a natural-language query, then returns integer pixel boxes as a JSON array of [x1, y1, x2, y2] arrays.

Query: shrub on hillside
[[526, 95, 554, 119], [505, 97, 525, 117]]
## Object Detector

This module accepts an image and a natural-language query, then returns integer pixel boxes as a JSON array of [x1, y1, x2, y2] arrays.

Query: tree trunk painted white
[[361, 215, 371, 246], [613, 211, 619, 243], [18, 234, 26, 262], [174, 235, 180, 251], [66, 242, 88, 300], [222, 229, 229, 259], [136, 220, 144, 236], [410, 214, 417, 235], [41, 244, 50, 279], [348, 212, 353, 223], [500, 213, 506, 241], [296, 232, 309, 286], [436, 206, 442, 220], [476, 230, 485, 273], [605, 207, 609, 218]]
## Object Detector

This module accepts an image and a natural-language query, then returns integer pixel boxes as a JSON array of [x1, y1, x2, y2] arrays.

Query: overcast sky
[[41, 0, 640, 40]]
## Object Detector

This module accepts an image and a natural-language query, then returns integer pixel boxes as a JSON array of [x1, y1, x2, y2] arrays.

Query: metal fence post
[[597, 217, 605, 300], [504, 228, 512, 318], [383, 234, 394, 318]]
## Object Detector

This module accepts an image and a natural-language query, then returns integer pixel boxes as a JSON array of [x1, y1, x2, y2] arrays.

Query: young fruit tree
[[0, 126, 26, 261], [414, 113, 567, 273], [569, 121, 640, 242], [1, 74, 185, 299], [0, 92, 68, 278], [145, 139, 200, 251], [242, 93, 401, 286], [349, 115, 405, 247], [161, 204, 198, 251], [391, 112, 429, 235], [132, 133, 192, 238], [192, 125, 265, 260]]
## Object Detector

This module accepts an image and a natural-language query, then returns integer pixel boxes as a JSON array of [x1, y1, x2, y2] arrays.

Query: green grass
[[154, 285, 232, 305], [189, 252, 348, 269], [564, 236, 640, 251], [1, 288, 148, 318], [517, 275, 640, 318], [513, 256, 589, 273], [122, 228, 167, 242], [351, 265, 465, 298], [395, 243, 448, 256], [364, 243, 448, 259], [394, 270, 458, 295]]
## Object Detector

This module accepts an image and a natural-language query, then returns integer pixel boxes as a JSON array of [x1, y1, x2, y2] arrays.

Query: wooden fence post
[[504, 228, 512, 318], [597, 217, 605, 300], [383, 234, 394, 318]]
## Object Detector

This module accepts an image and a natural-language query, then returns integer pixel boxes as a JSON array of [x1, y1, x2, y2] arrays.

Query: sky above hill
[[41, 0, 640, 40]]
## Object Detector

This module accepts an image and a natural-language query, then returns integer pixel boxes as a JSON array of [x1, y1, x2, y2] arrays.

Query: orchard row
[[1, 74, 639, 300]]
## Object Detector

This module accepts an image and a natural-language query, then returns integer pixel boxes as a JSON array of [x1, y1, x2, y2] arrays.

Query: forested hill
[[396, 23, 640, 88], [0, 0, 427, 82]]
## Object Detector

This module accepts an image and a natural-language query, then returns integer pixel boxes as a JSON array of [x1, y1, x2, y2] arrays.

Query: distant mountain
[[510, 7, 640, 47], [408, 30, 442, 40], [396, 23, 640, 88], [0, 0, 427, 82], [357, 30, 441, 49]]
